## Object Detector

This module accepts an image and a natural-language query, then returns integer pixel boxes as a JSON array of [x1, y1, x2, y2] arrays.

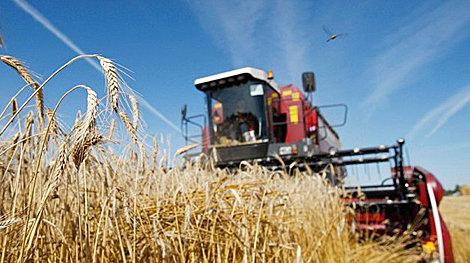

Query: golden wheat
[[129, 94, 139, 130], [98, 56, 120, 112], [107, 118, 116, 139], [71, 87, 99, 169], [117, 110, 137, 144], [174, 143, 199, 157], [440, 196, 470, 262], [0, 55, 44, 122], [46, 107, 61, 141], [10, 98, 17, 119], [460, 184, 470, 196], [83, 86, 98, 130], [97, 56, 139, 144]]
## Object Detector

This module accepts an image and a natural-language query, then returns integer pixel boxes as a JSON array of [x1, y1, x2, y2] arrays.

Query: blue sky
[[1, 0, 469, 188]]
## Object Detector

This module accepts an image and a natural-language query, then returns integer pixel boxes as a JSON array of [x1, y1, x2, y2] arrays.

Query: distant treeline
[[445, 184, 470, 196]]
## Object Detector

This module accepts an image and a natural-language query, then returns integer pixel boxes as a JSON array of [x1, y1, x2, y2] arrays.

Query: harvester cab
[[183, 67, 346, 173]]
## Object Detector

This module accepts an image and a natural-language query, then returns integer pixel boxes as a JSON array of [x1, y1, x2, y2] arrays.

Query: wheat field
[[0, 54, 446, 262], [440, 196, 470, 263]]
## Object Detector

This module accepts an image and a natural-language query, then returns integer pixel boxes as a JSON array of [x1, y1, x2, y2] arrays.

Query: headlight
[[279, 146, 292, 155]]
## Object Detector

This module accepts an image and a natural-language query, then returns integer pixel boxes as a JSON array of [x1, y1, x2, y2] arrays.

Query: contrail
[[135, 94, 182, 133], [12, 0, 181, 133], [12, 0, 101, 71], [407, 84, 470, 140], [426, 85, 470, 138], [363, 0, 470, 115]]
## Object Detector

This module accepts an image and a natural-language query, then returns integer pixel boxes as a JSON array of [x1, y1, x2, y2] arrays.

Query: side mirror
[[302, 72, 316, 93]]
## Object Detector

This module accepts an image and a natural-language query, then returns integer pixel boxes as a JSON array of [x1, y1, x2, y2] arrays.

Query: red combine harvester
[[182, 67, 454, 262]]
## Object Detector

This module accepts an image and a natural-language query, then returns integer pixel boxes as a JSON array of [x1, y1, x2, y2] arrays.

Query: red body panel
[[417, 167, 454, 263], [278, 85, 306, 142], [275, 85, 340, 153]]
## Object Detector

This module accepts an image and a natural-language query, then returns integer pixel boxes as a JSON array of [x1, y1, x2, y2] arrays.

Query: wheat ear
[[0, 55, 44, 121], [23, 112, 34, 140], [152, 135, 158, 170], [11, 98, 17, 121], [72, 87, 100, 168], [72, 131, 103, 169], [83, 87, 98, 131], [129, 94, 139, 129], [46, 108, 59, 138], [117, 110, 137, 144], [153, 136, 158, 157], [0, 217, 21, 230], [52, 141, 68, 188], [0, 54, 100, 138], [97, 56, 120, 112]]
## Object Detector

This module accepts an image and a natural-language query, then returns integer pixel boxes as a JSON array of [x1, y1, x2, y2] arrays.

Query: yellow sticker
[[292, 92, 300, 101], [214, 103, 222, 109], [267, 98, 272, 105], [272, 93, 279, 98], [422, 241, 436, 254], [282, 90, 292, 97], [289, 105, 298, 124]]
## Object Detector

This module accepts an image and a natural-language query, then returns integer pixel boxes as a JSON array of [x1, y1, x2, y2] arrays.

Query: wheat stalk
[[97, 56, 120, 112], [0, 55, 44, 122], [175, 143, 199, 157], [7, 132, 20, 161], [107, 118, 116, 139], [0, 84, 29, 120]]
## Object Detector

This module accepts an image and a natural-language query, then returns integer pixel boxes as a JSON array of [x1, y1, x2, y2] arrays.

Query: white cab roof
[[194, 67, 279, 92]]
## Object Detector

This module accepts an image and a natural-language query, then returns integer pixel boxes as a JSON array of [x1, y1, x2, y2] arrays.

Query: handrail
[[182, 114, 206, 145]]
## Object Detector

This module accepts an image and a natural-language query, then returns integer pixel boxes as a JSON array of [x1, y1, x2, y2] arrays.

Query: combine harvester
[[182, 67, 454, 262]]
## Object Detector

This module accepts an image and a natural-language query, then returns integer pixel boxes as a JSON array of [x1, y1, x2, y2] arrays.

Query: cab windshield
[[207, 80, 268, 146]]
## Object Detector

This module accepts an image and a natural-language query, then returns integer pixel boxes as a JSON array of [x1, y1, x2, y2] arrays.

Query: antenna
[[405, 147, 412, 167]]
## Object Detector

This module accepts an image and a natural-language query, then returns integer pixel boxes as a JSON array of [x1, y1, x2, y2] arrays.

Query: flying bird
[[323, 25, 348, 42]]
